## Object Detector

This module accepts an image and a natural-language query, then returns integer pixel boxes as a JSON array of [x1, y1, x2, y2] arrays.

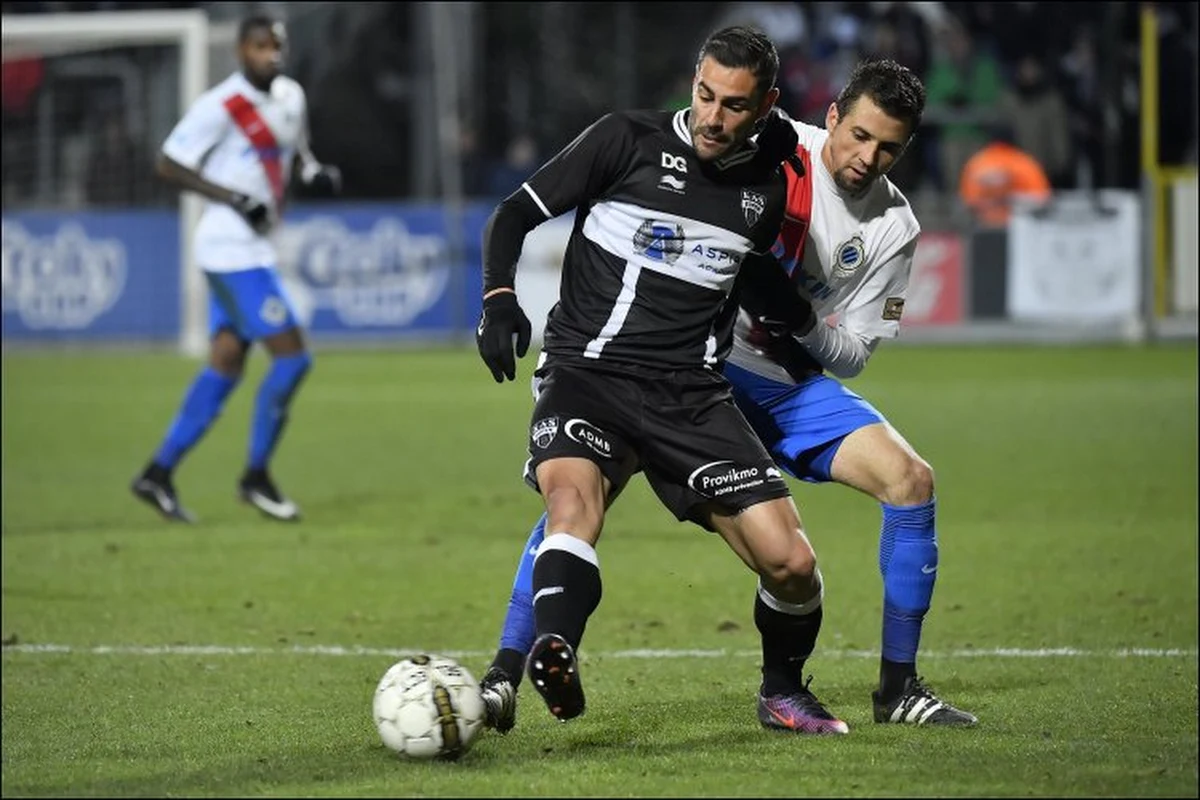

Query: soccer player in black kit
[[475, 26, 848, 734]]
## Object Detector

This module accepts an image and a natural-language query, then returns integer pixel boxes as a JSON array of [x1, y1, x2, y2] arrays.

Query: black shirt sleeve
[[481, 112, 637, 294], [523, 112, 636, 218]]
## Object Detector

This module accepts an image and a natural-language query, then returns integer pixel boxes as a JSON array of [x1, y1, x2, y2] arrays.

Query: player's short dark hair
[[696, 26, 779, 99], [835, 59, 926, 135], [238, 14, 281, 44]]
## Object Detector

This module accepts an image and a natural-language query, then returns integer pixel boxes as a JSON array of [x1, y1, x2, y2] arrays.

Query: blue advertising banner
[[2, 202, 496, 344], [2, 210, 181, 342], [275, 202, 490, 341]]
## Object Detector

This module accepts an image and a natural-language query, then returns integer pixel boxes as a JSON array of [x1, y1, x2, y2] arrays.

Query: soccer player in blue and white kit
[[131, 15, 340, 523], [479, 59, 977, 732]]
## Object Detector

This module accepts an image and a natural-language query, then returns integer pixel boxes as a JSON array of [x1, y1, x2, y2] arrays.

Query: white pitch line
[[1, 644, 1195, 659]]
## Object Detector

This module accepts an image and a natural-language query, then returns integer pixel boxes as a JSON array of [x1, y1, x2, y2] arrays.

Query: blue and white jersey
[[162, 71, 308, 272], [727, 120, 921, 384]]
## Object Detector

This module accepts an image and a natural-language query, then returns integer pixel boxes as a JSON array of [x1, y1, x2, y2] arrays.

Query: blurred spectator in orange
[[998, 53, 1072, 188], [959, 128, 1051, 227], [924, 16, 1005, 190]]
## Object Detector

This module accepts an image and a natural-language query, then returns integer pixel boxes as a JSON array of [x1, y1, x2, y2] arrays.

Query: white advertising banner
[[1007, 190, 1141, 322], [514, 213, 573, 342]]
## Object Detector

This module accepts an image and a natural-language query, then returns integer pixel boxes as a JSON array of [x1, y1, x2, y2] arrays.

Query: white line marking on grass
[[2, 644, 1195, 659]]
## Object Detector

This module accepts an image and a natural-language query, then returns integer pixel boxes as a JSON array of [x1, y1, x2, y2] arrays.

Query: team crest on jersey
[[633, 220, 685, 264], [531, 416, 559, 449], [741, 190, 766, 227], [832, 234, 866, 279]]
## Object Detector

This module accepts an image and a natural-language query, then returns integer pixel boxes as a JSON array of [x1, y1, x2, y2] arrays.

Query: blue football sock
[[878, 498, 938, 666], [248, 353, 312, 471], [154, 367, 239, 469], [498, 512, 546, 657]]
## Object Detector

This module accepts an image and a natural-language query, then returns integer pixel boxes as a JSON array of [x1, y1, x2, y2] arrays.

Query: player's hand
[[231, 192, 272, 235], [745, 314, 824, 379], [754, 107, 803, 174], [476, 290, 532, 383], [303, 163, 342, 197], [737, 253, 816, 336]]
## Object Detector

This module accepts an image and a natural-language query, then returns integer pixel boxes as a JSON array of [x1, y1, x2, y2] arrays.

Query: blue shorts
[[205, 267, 299, 342], [723, 362, 887, 483]]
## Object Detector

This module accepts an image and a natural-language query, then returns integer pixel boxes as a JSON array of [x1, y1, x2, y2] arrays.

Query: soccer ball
[[372, 654, 486, 760]]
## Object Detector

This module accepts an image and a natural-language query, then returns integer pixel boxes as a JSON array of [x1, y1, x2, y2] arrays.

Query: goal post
[[1139, 4, 1199, 339], [2, 8, 210, 355]]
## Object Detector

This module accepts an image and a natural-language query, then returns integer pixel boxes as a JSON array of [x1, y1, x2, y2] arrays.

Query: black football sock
[[491, 647, 527, 687], [531, 532, 602, 651], [755, 579, 824, 696], [878, 657, 917, 702]]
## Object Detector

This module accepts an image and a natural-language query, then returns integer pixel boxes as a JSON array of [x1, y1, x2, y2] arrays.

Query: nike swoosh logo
[[766, 706, 797, 728], [921, 564, 938, 574]]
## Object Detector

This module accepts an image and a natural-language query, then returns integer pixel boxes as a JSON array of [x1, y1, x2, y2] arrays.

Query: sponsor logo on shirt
[[633, 220, 685, 264], [657, 174, 687, 194]]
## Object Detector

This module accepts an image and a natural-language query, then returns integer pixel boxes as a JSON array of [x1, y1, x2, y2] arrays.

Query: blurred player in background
[[480, 58, 977, 733], [475, 26, 851, 735], [131, 15, 341, 523]]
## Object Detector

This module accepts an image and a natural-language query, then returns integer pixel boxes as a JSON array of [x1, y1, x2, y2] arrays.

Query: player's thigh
[[726, 364, 886, 484], [205, 266, 303, 350], [705, 494, 816, 581], [640, 380, 790, 531], [829, 421, 932, 502], [525, 365, 641, 512]]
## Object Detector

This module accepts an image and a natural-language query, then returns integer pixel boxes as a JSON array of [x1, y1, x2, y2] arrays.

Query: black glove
[[745, 315, 824, 380], [753, 107, 804, 175], [476, 291, 532, 383], [737, 252, 816, 336], [231, 193, 272, 235], [303, 164, 342, 198]]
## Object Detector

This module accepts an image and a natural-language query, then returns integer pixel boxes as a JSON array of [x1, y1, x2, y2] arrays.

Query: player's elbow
[[826, 359, 866, 380], [154, 152, 178, 182]]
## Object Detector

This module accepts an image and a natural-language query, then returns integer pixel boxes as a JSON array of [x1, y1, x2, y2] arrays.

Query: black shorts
[[523, 362, 791, 529]]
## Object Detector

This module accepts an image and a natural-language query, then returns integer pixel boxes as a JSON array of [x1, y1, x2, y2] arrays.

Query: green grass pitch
[[2, 343, 1197, 797]]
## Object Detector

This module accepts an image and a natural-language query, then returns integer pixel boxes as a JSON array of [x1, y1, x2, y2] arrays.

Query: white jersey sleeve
[[161, 88, 231, 171], [838, 228, 918, 342]]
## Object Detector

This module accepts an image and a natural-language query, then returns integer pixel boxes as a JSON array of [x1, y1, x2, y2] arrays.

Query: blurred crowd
[[2, 1, 1196, 225]]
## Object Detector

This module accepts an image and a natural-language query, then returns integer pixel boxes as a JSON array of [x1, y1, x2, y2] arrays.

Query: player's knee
[[759, 540, 818, 592], [289, 350, 314, 377], [210, 334, 247, 378], [885, 455, 934, 506]]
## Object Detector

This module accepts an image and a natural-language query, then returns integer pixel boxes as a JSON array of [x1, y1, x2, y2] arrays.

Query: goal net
[[1, 9, 209, 353]]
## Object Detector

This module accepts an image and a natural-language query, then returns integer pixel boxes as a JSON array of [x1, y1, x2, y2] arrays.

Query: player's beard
[[835, 165, 873, 197], [692, 124, 733, 160]]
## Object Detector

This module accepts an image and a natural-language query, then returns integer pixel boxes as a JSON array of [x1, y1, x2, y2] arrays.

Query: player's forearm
[[481, 188, 547, 294], [796, 322, 876, 379], [155, 153, 241, 207]]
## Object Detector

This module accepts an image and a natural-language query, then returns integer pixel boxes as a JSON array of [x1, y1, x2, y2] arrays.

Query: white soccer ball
[[372, 654, 486, 761]]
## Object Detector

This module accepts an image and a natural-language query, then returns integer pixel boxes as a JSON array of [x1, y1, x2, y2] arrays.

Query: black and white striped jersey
[[522, 109, 787, 373]]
